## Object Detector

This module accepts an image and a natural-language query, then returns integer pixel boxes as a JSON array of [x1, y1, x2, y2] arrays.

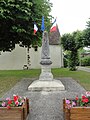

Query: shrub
[[63, 57, 68, 68], [81, 56, 90, 66]]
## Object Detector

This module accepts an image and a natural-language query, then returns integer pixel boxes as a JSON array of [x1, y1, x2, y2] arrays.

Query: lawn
[[0, 68, 90, 97]]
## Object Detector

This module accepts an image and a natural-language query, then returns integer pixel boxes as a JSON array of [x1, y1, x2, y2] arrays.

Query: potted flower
[[63, 91, 90, 120], [0, 94, 29, 120]]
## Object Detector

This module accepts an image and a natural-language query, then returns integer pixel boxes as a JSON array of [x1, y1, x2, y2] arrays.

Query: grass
[[0, 69, 40, 97], [0, 68, 90, 97], [52, 68, 90, 90]]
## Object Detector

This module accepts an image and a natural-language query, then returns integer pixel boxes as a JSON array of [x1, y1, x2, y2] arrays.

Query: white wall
[[0, 44, 63, 70], [0, 45, 27, 70], [50, 45, 63, 68]]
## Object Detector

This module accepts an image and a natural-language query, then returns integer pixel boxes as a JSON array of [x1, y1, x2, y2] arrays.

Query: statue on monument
[[41, 31, 50, 59], [40, 31, 52, 65]]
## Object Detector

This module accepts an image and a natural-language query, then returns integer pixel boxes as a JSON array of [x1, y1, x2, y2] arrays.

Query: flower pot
[[0, 98, 29, 120], [63, 99, 90, 120]]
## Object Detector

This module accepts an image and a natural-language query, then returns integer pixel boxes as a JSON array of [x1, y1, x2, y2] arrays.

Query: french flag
[[34, 23, 38, 35], [50, 19, 57, 32]]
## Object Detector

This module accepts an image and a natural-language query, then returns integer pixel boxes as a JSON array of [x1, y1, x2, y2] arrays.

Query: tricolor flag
[[50, 19, 57, 32], [34, 23, 38, 35], [41, 16, 45, 32]]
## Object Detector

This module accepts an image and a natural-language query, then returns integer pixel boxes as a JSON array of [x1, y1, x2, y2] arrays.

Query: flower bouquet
[[63, 92, 90, 120], [0, 95, 29, 120]]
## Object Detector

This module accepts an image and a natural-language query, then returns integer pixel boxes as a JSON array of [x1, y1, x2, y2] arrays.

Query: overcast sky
[[50, 0, 90, 35]]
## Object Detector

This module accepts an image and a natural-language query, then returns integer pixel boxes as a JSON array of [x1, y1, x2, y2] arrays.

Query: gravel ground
[[1, 77, 86, 120], [78, 66, 90, 72]]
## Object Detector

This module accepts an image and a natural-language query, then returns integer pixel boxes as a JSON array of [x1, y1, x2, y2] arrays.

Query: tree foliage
[[61, 31, 83, 70], [61, 31, 83, 51], [0, 0, 52, 52], [61, 18, 90, 70], [83, 30, 90, 47], [81, 18, 90, 47]]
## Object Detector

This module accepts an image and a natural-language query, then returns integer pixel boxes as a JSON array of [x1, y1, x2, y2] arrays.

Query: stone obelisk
[[39, 31, 53, 81], [28, 31, 65, 91]]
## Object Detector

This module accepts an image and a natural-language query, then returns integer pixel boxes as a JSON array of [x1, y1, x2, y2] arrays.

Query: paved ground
[[1, 77, 86, 120], [78, 66, 90, 72]]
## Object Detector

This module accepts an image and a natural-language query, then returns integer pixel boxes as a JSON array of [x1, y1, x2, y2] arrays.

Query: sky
[[50, 0, 90, 35]]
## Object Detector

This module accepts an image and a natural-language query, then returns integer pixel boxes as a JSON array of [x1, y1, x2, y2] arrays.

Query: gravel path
[[1, 77, 86, 120], [78, 66, 90, 72]]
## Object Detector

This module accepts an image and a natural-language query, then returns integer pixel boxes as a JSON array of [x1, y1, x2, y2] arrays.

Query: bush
[[81, 56, 90, 66], [63, 57, 68, 68], [68, 50, 79, 71]]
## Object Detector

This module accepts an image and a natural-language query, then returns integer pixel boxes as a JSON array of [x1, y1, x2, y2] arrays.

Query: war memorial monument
[[28, 31, 65, 91]]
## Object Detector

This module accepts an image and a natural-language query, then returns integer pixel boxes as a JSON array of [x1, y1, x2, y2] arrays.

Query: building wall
[[0, 44, 63, 70], [0, 45, 27, 70]]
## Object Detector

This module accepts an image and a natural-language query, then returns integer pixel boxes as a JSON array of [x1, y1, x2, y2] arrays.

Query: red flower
[[8, 100, 12, 105], [7, 105, 11, 109], [75, 96, 78, 100], [82, 98, 89, 103], [82, 95, 87, 99], [14, 95, 19, 102], [15, 101, 19, 106]]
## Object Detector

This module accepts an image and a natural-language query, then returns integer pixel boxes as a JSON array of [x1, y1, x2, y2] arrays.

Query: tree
[[83, 29, 90, 47], [61, 31, 83, 70], [0, 0, 32, 51], [0, 0, 52, 52], [82, 18, 90, 47]]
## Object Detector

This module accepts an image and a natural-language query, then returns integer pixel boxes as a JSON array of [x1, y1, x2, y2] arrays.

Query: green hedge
[[81, 56, 90, 66]]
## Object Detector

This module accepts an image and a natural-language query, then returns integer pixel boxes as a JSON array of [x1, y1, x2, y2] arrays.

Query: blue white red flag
[[50, 19, 57, 32], [34, 23, 38, 35]]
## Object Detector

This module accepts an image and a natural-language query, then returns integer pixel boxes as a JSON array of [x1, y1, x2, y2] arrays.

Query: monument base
[[39, 64, 53, 81], [28, 79, 65, 91]]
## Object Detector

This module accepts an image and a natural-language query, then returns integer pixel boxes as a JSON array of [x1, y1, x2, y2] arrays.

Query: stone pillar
[[39, 31, 53, 81]]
